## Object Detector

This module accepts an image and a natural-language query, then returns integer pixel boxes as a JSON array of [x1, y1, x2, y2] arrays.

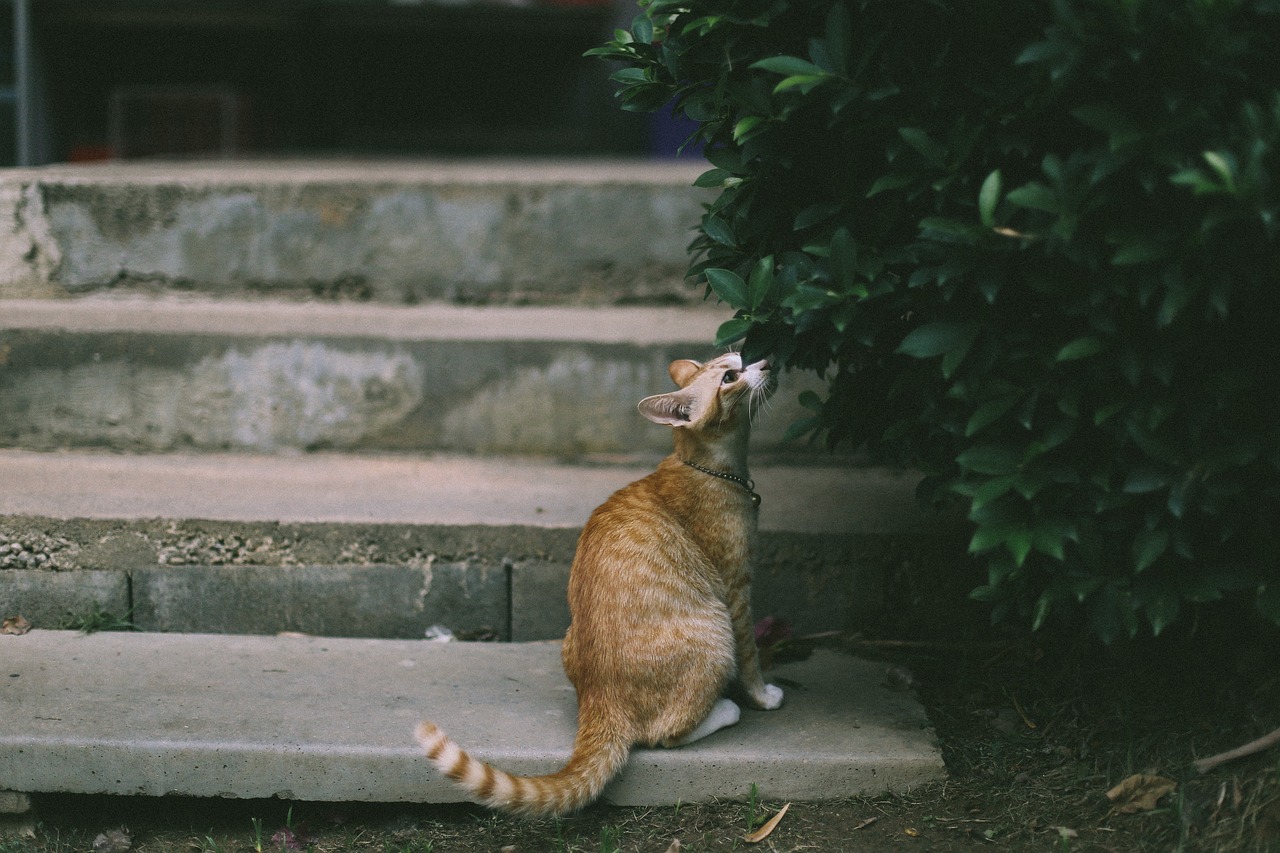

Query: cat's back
[[572, 457, 750, 582], [574, 461, 689, 559], [564, 460, 731, 677]]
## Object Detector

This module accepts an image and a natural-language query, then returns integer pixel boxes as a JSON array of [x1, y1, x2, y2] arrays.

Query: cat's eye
[[722, 370, 740, 384]]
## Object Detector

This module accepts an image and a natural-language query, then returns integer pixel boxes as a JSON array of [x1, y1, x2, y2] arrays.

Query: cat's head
[[637, 353, 774, 430]]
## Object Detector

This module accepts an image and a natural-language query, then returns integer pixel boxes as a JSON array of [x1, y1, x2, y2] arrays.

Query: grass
[[3, 614, 1278, 852], [597, 824, 621, 853], [56, 605, 134, 634]]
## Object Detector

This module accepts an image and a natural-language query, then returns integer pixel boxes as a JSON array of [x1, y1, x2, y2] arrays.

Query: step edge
[[0, 297, 726, 344]]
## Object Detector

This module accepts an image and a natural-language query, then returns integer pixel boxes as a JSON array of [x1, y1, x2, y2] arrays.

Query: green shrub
[[592, 0, 1280, 640]]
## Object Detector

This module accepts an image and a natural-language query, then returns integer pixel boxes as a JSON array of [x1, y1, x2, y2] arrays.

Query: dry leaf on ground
[[1, 615, 32, 635], [1106, 774, 1177, 813], [91, 828, 132, 853], [743, 802, 790, 843]]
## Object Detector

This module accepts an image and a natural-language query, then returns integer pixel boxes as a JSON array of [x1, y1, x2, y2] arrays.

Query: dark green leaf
[[1006, 182, 1060, 213], [747, 256, 773, 310], [694, 168, 730, 188], [793, 201, 842, 231], [702, 216, 738, 247], [1145, 592, 1180, 636], [898, 127, 947, 167], [1015, 40, 1064, 65], [1123, 466, 1168, 494], [1056, 337, 1106, 362], [705, 268, 747, 308], [1202, 150, 1237, 194], [750, 55, 828, 77], [1032, 516, 1073, 561], [866, 173, 914, 197], [630, 14, 653, 44], [610, 67, 648, 84], [1032, 590, 1056, 631], [969, 584, 1007, 603], [797, 389, 823, 412], [919, 217, 977, 238], [966, 393, 1022, 437], [1132, 528, 1169, 573], [1093, 401, 1126, 426], [969, 520, 1022, 555], [714, 317, 752, 348], [896, 322, 978, 359], [773, 74, 834, 95], [733, 115, 766, 142], [823, 3, 852, 73], [978, 169, 1002, 228], [957, 445, 1022, 476], [1007, 527, 1034, 567], [1112, 240, 1171, 266], [969, 475, 1017, 512]]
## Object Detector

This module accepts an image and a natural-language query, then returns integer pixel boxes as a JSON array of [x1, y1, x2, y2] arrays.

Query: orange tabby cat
[[416, 352, 783, 816]]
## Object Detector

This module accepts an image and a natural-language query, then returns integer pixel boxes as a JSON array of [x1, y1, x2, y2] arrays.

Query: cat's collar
[[682, 459, 761, 508]]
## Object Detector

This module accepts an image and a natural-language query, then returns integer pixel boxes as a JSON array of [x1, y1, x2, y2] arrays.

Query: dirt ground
[[5, 610, 1279, 853]]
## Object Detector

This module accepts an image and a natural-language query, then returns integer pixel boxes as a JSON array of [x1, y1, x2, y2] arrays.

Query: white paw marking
[[675, 698, 742, 746], [756, 683, 784, 710], [709, 696, 743, 728]]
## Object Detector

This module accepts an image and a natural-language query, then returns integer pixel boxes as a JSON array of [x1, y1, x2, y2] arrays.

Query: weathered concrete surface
[[0, 293, 723, 342], [0, 160, 711, 304], [0, 631, 944, 804], [131, 562, 510, 639], [0, 297, 830, 456], [0, 569, 129, 629], [0, 449, 923, 534], [0, 449, 944, 637], [0, 530, 905, 641]]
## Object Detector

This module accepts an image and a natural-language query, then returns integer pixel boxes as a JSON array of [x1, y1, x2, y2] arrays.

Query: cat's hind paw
[[752, 683, 784, 710]]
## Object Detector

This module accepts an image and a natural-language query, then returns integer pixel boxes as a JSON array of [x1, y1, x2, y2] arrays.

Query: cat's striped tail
[[415, 711, 631, 817]]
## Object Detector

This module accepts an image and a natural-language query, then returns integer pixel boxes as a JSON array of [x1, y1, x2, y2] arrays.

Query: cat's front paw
[[752, 683, 784, 710]]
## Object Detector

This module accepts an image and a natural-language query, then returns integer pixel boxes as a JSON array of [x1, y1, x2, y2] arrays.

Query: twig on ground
[[1193, 726, 1280, 774]]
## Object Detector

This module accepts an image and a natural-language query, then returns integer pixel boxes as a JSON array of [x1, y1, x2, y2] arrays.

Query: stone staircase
[[0, 159, 945, 810]]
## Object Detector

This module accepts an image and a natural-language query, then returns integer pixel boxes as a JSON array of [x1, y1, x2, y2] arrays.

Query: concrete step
[[0, 160, 710, 304], [0, 631, 945, 805], [0, 159, 952, 813], [0, 449, 940, 640], [0, 295, 833, 457]]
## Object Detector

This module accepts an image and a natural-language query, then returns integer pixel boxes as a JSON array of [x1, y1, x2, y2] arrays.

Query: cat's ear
[[638, 390, 695, 426], [668, 359, 703, 388]]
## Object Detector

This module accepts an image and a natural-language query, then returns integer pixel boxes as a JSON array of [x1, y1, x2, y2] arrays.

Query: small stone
[[0, 791, 32, 813]]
